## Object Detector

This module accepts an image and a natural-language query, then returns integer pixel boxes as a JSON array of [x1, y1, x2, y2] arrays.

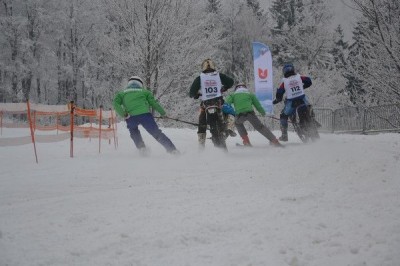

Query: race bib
[[200, 72, 222, 101], [283, 74, 305, 99]]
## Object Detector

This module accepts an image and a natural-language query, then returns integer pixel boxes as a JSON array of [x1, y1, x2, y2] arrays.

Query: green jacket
[[225, 87, 266, 116], [113, 86, 166, 117], [189, 72, 234, 98]]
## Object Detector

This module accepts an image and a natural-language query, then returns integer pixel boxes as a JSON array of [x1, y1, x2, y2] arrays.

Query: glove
[[272, 99, 280, 105]]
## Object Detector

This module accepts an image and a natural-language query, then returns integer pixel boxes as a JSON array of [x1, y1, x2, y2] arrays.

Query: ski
[[235, 143, 252, 148], [235, 142, 285, 148]]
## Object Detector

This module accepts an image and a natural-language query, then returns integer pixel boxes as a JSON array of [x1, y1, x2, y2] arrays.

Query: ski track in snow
[[0, 126, 400, 266]]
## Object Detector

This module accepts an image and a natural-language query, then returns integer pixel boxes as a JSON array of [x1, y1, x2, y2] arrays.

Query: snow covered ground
[[1, 125, 399, 266]]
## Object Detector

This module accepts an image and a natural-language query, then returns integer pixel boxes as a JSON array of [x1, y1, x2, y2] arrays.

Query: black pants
[[235, 111, 277, 142]]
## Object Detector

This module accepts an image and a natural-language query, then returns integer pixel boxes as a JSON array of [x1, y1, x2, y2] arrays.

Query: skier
[[272, 63, 312, 141], [221, 102, 237, 138], [189, 58, 235, 149], [113, 76, 179, 155], [225, 83, 283, 147]]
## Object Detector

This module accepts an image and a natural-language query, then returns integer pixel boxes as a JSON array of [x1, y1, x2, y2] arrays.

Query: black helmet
[[282, 63, 295, 78], [201, 59, 216, 72]]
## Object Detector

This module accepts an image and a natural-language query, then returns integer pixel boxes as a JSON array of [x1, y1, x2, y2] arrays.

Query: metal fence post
[[362, 108, 367, 134]]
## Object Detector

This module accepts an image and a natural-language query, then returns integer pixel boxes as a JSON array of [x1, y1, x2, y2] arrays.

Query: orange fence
[[0, 101, 118, 163]]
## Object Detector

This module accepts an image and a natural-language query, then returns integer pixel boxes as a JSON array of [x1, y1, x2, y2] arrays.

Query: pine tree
[[345, 21, 372, 105], [269, 0, 332, 69], [246, 0, 264, 18], [344, 0, 400, 105], [269, 0, 305, 65], [331, 25, 348, 71], [206, 0, 221, 14]]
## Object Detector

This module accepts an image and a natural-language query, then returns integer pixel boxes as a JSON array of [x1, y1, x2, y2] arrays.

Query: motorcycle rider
[[189, 58, 234, 149], [272, 63, 312, 141], [225, 83, 283, 147]]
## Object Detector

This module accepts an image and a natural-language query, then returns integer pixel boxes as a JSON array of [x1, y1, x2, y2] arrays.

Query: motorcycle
[[202, 98, 227, 150], [289, 100, 320, 143]]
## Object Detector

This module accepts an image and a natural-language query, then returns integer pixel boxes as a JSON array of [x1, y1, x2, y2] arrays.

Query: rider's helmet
[[201, 59, 216, 73], [282, 63, 295, 78], [128, 76, 144, 87]]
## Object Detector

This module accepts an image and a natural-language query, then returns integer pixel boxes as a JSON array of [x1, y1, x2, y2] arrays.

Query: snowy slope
[[0, 126, 399, 266]]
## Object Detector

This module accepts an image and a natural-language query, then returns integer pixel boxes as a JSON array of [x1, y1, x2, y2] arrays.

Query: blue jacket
[[222, 103, 236, 116]]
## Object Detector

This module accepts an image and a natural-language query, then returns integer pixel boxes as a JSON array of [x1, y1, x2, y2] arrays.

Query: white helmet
[[128, 76, 144, 87], [234, 83, 247, 91]]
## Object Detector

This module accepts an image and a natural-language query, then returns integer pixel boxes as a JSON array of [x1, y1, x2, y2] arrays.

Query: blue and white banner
[[252, 42, 273, 114]]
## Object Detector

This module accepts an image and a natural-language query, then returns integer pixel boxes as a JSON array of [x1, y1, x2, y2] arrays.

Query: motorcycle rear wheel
[[207, 112, 227, 150]]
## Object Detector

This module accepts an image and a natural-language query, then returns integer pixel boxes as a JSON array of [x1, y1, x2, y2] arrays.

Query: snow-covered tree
[[270, 0, 333, 69], [100, 0, 220, 117], [0, 0, 27, 102], [344, 0, 400, 105], [269, 0, 342, 107], [4, 0, 392, 115], [318, 25, 352, 108], [218, 0, 270, 84], [246, 0, 264, 18], [53, 1, 99, 105], [331, 25, 348, 71], [206, 0, 222, 13]]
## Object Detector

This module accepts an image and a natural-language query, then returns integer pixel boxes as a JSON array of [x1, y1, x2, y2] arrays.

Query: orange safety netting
[[0, 101, 118, 162]]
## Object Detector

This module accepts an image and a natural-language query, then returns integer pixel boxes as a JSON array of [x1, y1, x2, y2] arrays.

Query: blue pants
[[125, 113, 176, 152], [280, 96, 309, 128]]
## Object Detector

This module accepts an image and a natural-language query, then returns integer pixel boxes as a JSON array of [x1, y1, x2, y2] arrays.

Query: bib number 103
[[205, 87, 218, 93]]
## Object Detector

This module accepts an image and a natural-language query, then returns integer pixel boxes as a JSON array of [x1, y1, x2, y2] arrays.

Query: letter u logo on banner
[[258, 68, 268, 79]]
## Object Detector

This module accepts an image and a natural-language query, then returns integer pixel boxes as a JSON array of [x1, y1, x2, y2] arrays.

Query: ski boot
[[138, 147, 150, 156], [270, 138, 284, 148], [241, 134, 252, 147], [278, 126, 288, 142], [168, 149, 181, 155], [225, 114, 237, 137], [198, 133, 206, 149]]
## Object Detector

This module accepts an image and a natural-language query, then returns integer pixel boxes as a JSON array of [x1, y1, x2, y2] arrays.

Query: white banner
[[253, 42, 273, 114]]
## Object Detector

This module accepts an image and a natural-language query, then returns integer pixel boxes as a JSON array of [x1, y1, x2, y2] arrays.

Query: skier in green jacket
[[113, 76, 179, 155], [225, 83, 283, 147]]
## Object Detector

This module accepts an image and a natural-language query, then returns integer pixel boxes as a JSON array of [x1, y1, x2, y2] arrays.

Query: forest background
[[1, 0, 399, 123]]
